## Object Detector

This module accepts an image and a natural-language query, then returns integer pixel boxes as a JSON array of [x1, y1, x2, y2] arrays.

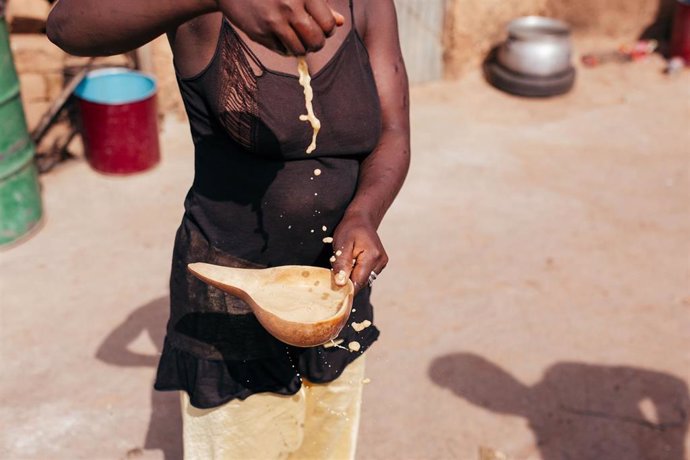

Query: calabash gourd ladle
[[187, 263, 354, 347]]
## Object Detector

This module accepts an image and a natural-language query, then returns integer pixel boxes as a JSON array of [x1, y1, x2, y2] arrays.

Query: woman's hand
[[48, 0, 343, 57], [218, 0, 345, 55], [331, 212, 389, 294]]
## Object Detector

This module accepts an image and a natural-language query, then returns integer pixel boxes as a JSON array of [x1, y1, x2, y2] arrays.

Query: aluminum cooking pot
[[498, 16, 573, 77]]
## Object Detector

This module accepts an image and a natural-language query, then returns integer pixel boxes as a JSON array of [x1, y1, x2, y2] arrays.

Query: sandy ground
[[1, 49, 689, 459]]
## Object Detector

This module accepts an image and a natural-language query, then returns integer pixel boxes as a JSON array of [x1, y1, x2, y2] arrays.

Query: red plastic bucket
[[671, 0, 690, 63], [75, 68, 160, 174]]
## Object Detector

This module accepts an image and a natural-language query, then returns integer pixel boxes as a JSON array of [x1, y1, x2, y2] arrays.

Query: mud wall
[[8, 0, 675, 125], [443, 0, 673, 78]]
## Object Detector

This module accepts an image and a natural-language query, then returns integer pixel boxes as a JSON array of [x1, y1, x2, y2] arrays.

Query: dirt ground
[[1, 42, 689, 459]]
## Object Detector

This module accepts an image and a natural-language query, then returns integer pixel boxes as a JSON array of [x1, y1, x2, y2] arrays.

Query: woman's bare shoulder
[[168, 12, 223, 78], [357, 0, 398, 39]]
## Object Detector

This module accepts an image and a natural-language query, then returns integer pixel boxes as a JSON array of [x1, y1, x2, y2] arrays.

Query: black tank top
[[154, 1, 383, 408]]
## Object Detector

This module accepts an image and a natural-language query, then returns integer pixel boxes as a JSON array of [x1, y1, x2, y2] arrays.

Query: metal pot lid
[[507, 16, 571, 41]]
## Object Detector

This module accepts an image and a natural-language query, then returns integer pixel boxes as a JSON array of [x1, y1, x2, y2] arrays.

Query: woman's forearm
[[330, 128, 409, 289], [47, 0, 218, 56], [345, 129, 410, 229]]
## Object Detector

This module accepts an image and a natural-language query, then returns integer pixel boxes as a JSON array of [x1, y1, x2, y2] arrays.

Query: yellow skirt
[[180, 356, 366, 460]]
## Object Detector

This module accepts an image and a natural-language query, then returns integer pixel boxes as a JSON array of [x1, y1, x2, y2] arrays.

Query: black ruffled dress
[[154, 1, 382, 409]]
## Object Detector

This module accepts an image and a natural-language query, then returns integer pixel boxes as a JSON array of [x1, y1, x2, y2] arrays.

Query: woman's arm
[[331, 0, 410, 291], [47, 0, 344, 57], [47, 0, 217, 56]]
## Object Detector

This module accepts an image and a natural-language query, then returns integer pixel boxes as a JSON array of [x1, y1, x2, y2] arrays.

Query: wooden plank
[[31, 59, 93, 145], [7, 0, 50, 33]]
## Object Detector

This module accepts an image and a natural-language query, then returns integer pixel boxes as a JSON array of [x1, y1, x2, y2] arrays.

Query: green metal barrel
[[0, 14, 42, 245]]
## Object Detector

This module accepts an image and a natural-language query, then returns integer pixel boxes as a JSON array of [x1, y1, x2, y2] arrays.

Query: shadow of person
[[96, 297, 182, 460], [429, 353, 689, 460]]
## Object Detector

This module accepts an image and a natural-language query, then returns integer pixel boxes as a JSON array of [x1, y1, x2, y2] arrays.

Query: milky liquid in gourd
[[251, 282, 344, 323]]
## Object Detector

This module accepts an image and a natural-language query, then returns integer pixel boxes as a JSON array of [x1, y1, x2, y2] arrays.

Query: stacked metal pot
[[485, 16, 576, 97]]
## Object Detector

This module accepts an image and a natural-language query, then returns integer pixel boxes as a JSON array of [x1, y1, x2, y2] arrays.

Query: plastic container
[[75, 68, 160, 174], [0, 14, 42, 246], [670, 0, 690, 63]]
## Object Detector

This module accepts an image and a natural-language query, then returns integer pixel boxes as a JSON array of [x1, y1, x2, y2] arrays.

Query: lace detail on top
[[217, 23, 260, 151]]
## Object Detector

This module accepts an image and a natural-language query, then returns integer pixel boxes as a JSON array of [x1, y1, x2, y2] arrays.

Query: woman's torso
[[154, 1, 383, 407], [172, 1, 382, 267]]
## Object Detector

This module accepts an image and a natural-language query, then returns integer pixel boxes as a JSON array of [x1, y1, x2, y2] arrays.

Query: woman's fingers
[[350, 247, 388, 289], [331, 240, 355, 287], [304, 0, 340, 37], [290, 0, 347, 53], [220, 0, 344, 55], [331, 8, 346, 27], [273, 24, 307, 55], [330, 234, 388, 292], [290, 11, 327, 52]]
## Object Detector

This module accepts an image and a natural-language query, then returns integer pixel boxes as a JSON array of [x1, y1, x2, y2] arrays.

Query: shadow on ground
[[429, 353, 689, 460], [96, 297, 182, 460]]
